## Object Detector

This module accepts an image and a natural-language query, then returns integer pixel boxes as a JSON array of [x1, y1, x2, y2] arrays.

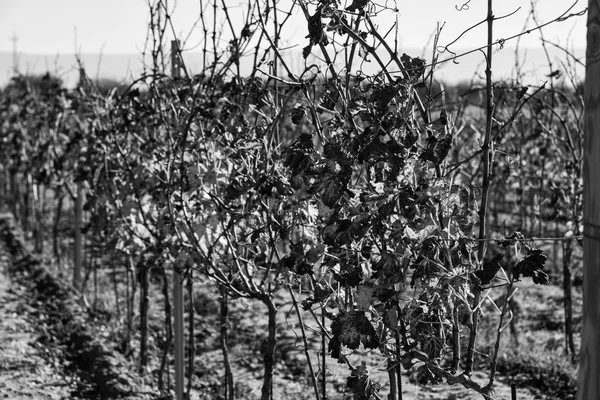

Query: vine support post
[[34, 183, 43, 253], [22, 173, 30, 232], [173, 264, 184, 400], [395, 327, 403, 400], [73, 183, 84, 291], [139, 255, 149, 372], [387, 359, 398, 400], [321, 307, 326, 399], [0, 167, 4, 208], [186, 269, 195, 398], [53, 194, 63, 263], [220, 285, 234, 400], [466, 0, 495, 377], [10, 171, 18, 224], [158, 266, 173, 393], [260, 297, 277, 400], [562, 239, 575, 361], [577, 0, 600, 397], [171, 39, 185, 400]]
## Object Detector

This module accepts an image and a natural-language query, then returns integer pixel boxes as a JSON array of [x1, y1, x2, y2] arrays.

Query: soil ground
[[0, 252, 73, 399]]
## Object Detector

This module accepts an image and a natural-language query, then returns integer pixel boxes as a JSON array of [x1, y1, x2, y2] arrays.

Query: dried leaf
[[474, 254, 503, 286], [355, 284, 374, 311], [321, 177, 344, 207], [345, 0, 369, 12], [334, 262, 363, 287], [303, 44, 313, 59], [346, 361, 381, 400], [291, 104, 306, 125], [400, 53, 426, 79], [329, 311, 379, 360], [514, 249, 549, 284]]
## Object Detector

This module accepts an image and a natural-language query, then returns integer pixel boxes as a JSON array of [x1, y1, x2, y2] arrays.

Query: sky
[[0, 0, 588, 85]]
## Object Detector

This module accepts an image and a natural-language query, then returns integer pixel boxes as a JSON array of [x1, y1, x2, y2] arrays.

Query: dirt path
[[0, 261, 73, 399], [0, 215, 145, 400]]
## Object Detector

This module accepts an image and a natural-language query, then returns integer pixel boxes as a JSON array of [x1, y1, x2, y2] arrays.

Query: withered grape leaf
[[295, 259, 313, 275], [355, 284, 374, 311], [345, 0, 369, 12], [333, 262, 363, 287], [346, 362, 380, 400], [372, 253, 404, 286], [301, 283, 333, 310], [284, 133, 314, 176], [322, 222, 339, 245], [307, 8, 328, 46], [321, 177, 344, 207], [474, 253, 503, 286], [369, 84, 399, 110], [329, 311, 379, 361], [349, 213, 371, 240], [416, 364, 442, 385], [306, 245, 325, 263], [303, 44, 313, 59], [374, 287, 395, 302], [291, 104, 306, 124], [513, 249, 549, 284], [439, 108, 449, 125], [400, 53, 426, 79], [516, 86, 528, 99], [421, 134, 452, 165]]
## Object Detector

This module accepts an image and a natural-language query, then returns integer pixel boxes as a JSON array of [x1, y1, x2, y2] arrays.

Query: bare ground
[[0, 247, 72, 399]]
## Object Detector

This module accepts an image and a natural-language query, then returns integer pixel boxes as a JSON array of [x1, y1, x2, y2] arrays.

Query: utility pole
[[577, 0, 600, 398], [10, 33, 19, 73]]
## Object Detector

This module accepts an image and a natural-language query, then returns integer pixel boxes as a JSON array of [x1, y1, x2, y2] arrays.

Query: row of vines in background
[[0, 0, 585, 399]]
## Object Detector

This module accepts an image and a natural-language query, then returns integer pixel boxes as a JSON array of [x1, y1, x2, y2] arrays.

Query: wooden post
[[0, 167, 6, 211], [33, 182, 43, 253], [171, 39, 185, 400], [10, 171, 18, 222], [577, 1, 600, 397], [0, 166, 4, 208], [73, 183, 84, 291]]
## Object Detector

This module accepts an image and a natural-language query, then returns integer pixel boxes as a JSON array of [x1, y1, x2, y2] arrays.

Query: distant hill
[[0, 46, 584, 88], [0, 52, 137, 87]]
